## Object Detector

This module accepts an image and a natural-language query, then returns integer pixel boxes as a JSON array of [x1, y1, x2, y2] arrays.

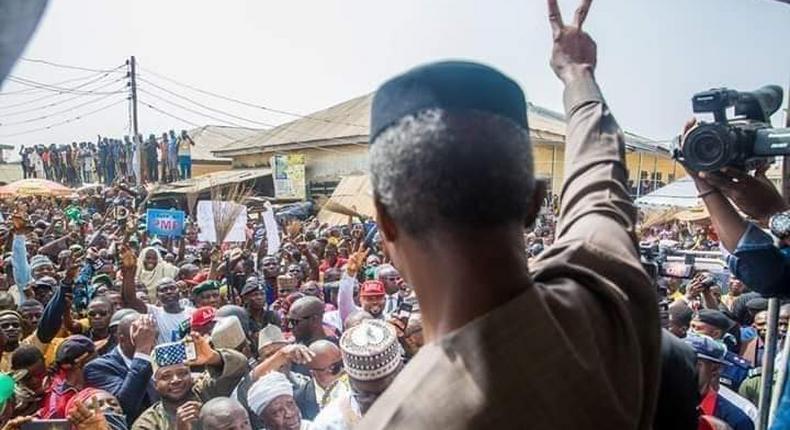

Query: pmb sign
[[146, 209, 186, 238]]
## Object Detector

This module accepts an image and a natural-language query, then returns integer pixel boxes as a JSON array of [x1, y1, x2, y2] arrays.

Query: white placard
[[262, 202, 281, 256], [196, 200, 247, 243]]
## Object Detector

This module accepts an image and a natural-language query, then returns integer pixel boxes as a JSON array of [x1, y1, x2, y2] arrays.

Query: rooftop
[[212, 93, 663, 157]]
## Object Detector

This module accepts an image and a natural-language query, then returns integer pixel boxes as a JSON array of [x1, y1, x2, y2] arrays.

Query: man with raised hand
[[359, 0, 659, 428]]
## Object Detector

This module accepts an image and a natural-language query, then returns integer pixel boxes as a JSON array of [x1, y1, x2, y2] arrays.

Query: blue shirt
[[726, 222, 790, 297], [168, 135, 179, 158], [715, 393, 755, 430]]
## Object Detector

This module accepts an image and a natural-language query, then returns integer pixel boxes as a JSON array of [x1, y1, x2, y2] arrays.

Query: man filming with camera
[[679, 85, 790, 298]]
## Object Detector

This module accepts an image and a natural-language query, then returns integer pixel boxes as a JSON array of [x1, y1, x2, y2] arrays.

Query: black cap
[[370, 61, 527, 142], [55, 335, 95, 365], [695, 309, 734, 331], [240, 278, 262, 296], [746, 297, 769, 312]]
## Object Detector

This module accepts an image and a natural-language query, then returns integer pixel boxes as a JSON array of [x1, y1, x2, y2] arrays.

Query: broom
[[211, 182, 251, 243], [323, 200, 363, 218]]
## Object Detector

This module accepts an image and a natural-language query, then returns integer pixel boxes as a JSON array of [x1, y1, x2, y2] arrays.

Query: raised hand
[[345, 243, 369, 276], [279, 344, 316, 365], [119, 244, 137, 272], [131, 315, 157, 355], [175, 401, 202, 430], [548, 0, 596, 84], [186, 333, 221, 367], [68, 396, 109, 430]]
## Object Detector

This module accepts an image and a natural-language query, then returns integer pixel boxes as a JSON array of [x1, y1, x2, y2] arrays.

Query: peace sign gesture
[[547, 0, 596, 84], [346, 243, 369, 277]]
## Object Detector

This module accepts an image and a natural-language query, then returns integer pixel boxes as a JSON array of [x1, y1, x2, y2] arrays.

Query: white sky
[[1, 0, 788, 155]]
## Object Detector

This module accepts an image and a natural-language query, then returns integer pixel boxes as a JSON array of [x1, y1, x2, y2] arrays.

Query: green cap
[[0, 374, 15, 413]]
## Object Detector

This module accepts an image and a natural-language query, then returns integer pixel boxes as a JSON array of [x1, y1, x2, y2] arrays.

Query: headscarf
[[135, 246, 178, 302], [65, 388, 128, 430], [247, 371, 294, 415]]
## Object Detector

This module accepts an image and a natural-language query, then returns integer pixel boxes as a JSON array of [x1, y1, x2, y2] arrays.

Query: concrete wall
[[232, 145, 369, 183], [230, 143, 682, 198], [0, 163, 22, 184], [534, 144, 683, 196]]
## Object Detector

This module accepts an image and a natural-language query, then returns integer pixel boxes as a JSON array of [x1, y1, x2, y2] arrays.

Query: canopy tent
[[0, 178, 72, 197], [635, 177, 699, 208]]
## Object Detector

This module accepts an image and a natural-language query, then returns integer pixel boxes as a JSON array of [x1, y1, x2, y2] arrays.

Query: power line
[[0, 91, 126, 127], [138, 91, 254, 128], [19, 58, 125, 74], [0, 98, 126, 138], [137, 64, 367, 128], [137, 78, 278, 127], [0, 77, 127, 117], [8, 75, 124, 95], [0, 69, 120, 96], [138, 85, 368, 151], [139, 101, 347, 155], [0, 72, 122, 109]]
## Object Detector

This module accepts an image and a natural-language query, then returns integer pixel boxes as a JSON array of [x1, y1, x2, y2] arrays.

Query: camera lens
[[691, 133, 724, 164], [683, 124, 732, 171]]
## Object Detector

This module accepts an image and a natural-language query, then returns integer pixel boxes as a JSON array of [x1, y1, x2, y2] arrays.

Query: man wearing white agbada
[[248, 371, 311, 430]]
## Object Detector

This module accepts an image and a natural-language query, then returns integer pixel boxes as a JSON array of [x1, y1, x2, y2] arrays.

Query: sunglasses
[[88, 310, 109, 318], [0, 322, 20, 330]]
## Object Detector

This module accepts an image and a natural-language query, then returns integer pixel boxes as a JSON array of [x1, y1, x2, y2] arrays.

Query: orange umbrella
[[0, 178, 72, 197]]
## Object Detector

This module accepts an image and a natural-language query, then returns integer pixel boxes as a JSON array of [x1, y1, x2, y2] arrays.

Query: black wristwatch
[[769, 210, 790, 239]]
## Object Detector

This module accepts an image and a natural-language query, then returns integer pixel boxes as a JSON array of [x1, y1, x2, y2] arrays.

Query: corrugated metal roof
[[151, 167, 272, 196], [213, 94, 663, 156], [185, 125, 263, 161]]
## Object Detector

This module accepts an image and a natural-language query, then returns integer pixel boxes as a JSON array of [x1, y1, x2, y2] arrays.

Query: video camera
[[674, 85, 790, 172], [639, 241, 695, 281]]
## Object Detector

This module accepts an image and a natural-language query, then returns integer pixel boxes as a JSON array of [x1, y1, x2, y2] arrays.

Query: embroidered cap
[[340, 319, 401, 382]]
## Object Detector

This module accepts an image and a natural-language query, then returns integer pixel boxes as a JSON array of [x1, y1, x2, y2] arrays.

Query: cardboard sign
[[146, 209, 186, 238], [196, 201, 247, 243]]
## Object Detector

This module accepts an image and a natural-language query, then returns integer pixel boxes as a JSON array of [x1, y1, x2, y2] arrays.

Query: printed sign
[[146, 209, 186, 238], [271, 154, 306, 200]]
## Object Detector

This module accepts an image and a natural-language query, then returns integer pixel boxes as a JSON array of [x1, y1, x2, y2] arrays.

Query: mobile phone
[[396, 302, 413, 324], [21, 420, 70, 430], [153, 339, 197, 362]]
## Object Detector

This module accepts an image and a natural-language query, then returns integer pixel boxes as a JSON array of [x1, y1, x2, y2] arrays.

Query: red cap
[[360, 280, 386, 297], [191, 271, 209, 284], [191, 306, 217, 328]]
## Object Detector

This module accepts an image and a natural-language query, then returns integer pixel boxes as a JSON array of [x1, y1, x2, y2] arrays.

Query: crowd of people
[[0, 1, 789, 430], [0, 187, 423, 430], [19, 130, 196, 186]]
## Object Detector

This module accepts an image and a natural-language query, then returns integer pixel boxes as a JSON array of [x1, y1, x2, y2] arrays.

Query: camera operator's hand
[[698, 167, 787, 222], [548, 0, 596, 84]]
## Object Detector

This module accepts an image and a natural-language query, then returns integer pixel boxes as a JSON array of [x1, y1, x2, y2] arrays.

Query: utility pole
[[129, 56, 139, 137], [128, 55, 141, 184]]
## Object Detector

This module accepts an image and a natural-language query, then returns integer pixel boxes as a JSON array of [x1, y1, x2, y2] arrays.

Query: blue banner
[[146, 209, 186, 238]]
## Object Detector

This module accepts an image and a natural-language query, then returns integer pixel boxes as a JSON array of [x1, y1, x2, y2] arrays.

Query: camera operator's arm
[[689, 161, 790, 296]]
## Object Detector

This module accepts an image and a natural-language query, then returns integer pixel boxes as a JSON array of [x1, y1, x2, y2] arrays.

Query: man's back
[[360, 237, 657, 429]]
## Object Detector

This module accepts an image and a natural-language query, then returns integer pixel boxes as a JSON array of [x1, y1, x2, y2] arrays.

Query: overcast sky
[[1, 0, 788, 155]]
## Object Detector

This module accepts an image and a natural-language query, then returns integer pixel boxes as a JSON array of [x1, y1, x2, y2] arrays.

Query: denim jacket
[[726, 222, 790, 297]]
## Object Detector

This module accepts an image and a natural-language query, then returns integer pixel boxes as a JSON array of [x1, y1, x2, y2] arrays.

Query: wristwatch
[[769, 210, 790, 239]]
